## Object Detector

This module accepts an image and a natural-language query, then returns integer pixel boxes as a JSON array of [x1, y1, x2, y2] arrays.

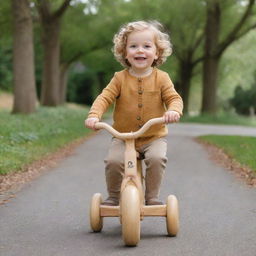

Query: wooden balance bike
[[89, 117, 179, 246]]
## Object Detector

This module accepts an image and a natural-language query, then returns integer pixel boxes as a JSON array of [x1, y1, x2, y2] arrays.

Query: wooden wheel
[[166, 195, 179, 236], [90, 193, 103, 232], [120, 184, 140, 246]]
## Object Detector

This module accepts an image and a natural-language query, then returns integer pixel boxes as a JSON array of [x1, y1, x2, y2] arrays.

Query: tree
[[160, 0, 205, 113], [35, 0, 71, 106], [202, 0, 256, 113], [12, 0, 37, 114]]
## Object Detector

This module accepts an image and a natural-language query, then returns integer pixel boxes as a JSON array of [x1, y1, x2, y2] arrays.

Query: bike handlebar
[[94, 117, 165, 139]]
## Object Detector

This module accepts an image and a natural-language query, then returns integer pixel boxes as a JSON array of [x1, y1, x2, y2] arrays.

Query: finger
[[163, 114, 167, 123], [86, 121, 91, 128], [88, 121, 95, 129]]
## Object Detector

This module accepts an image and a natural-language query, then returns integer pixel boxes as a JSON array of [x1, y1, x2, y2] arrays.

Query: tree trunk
[[37, 0, 71, 106], [178, 61, 193, 114], [40, 20, 61, 106], [12, 0, 37, 114], [201, 0, 220, 114], [202, 55, 220, 113], [59, 62, 69, 104]]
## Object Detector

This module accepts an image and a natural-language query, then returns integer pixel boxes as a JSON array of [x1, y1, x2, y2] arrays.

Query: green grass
[[198, 135, 256, 173], [182, 112, 256, 127], [0, 106, 92, 175]]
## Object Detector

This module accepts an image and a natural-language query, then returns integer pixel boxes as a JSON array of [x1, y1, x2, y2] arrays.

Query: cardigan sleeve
[[161, 72, 183, 115], [88, 73, 121, 119]]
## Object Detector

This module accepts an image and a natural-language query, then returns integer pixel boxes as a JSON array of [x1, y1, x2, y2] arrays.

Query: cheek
[[125, 49, 131, 58]]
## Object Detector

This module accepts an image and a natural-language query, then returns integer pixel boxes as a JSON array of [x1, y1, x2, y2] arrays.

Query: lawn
[[198, 135, 256, 173], [0, 106, 91, 175], [182, 112, 256, 127]]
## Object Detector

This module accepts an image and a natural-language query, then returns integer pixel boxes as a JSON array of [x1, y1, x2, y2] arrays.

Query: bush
[[230, 72, 256, 116], [67, 69, 99, 105]]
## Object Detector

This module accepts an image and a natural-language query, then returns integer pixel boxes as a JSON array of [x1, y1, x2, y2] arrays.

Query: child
[[85, 20, 183, 206]]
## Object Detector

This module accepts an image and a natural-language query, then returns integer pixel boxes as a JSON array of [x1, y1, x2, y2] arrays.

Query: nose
[[136, 46, 144, 53]]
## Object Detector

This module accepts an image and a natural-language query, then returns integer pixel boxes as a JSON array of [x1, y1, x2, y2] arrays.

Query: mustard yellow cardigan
[[88, 68, 183, 147]]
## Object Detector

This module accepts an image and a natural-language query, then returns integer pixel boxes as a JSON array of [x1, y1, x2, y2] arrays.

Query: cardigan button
[[138, 78, 142, 82], [138, 124, 143, 128], [136, 116, 141, 120], [138, 103, 143, 108], [138, 90, 143, 95]]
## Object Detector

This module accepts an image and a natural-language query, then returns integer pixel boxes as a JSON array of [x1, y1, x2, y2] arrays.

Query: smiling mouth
[[134, 57, 146, 60]]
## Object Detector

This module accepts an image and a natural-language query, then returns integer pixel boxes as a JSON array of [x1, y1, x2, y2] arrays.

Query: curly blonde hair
[[113, 20, 172, 68]]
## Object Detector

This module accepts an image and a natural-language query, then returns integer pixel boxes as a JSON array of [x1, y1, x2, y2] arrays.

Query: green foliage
[[0, 106, 91, 175], [0, 45, 12, 91], [198, 135, 256, 173], [219, 30, 256, 102], [61, 2, 95, 62], [182, 112, 256, 126], [0, 1, 12, 37], [67, 68, 99, 104], [0, 1, 13, 91], [229, 72, 256, 115]]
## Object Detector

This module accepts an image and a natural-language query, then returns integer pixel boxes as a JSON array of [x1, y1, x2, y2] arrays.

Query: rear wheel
[[121, 184, 140, 246], [90, 193, 103, 232], [166, 195, 179, 236]]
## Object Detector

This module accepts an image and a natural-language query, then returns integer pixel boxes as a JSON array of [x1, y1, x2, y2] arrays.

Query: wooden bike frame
[[90, 117, 179, 245], [95, 117, 167, 218]]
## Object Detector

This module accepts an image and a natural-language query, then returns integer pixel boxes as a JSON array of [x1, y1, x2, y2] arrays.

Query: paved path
[[1, 123, 256, 256]]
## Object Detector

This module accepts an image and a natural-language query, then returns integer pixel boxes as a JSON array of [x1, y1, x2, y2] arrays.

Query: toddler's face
[[125, 29, 158, 72]]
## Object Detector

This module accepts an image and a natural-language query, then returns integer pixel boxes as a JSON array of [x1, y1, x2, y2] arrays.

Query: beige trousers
[[104, 137, 167, 201]]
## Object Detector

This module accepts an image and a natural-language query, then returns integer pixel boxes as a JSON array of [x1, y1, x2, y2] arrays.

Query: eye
[[129, 44, 136, 48], [144, 45, 151, 48]]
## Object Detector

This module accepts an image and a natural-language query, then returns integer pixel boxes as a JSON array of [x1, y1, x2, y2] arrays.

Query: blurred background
[[0, 0, 256, 116]]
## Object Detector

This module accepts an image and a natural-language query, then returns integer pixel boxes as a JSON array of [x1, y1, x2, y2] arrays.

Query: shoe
[[101, 197, 119, 206], [145, 198, 163, 205]]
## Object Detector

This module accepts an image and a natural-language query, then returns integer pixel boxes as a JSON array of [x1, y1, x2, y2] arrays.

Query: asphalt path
[[1, 123, 256, 256]]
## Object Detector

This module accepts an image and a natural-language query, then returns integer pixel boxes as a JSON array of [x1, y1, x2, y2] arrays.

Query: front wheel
[[166, 195, 179, 236], [121, 184, 141, 246], [90, 193, 103, 232]]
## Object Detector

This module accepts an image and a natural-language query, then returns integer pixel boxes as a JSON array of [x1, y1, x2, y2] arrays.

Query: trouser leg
[[104, 138, 125, 200], [141, 138, 167, 202]]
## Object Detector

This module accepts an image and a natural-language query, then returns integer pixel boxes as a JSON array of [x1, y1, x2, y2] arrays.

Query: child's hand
[[163, 110, 180, 123], [85, 117, 100, 130]]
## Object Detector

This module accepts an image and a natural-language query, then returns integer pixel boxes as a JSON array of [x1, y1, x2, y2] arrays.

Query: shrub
[[230, 72, 256, 116]]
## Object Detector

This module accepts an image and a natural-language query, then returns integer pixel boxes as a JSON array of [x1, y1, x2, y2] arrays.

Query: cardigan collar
[[125, 67, 157, 81]]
